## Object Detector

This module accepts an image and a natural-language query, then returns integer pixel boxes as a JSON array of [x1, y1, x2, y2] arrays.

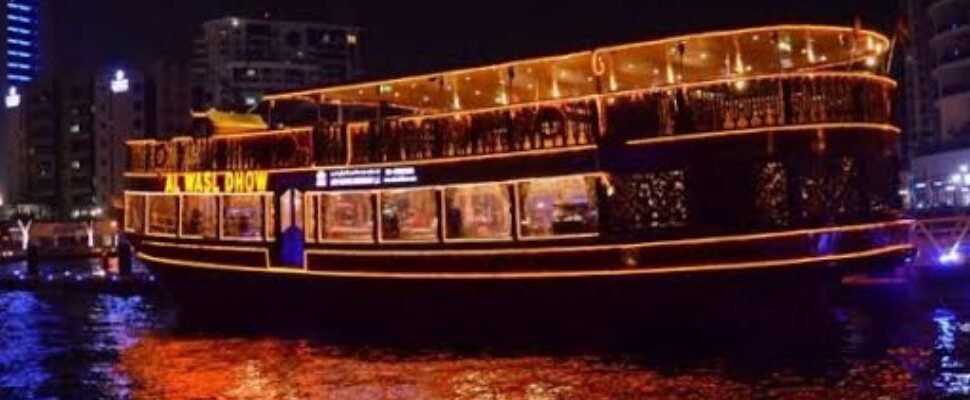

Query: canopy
[[263, 25, 890, 117]]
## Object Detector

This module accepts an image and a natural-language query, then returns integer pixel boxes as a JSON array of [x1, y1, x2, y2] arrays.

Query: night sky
[[52, 0, 898, 78]]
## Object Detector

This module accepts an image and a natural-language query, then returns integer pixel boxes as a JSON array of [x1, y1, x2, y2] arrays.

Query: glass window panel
[[223, 195, 264, 239], [445, 184, 512, 240], [281, 191, 294, 230], [321, 192, 374, 242], [147, 196, 178, 235], [266, 195, 276, 239], [304, 194, 317, 242], [381, 190, 439, 242], [181, 195, 218, 239], [125, 194, 145, 233], [519, 176, 599, 238]]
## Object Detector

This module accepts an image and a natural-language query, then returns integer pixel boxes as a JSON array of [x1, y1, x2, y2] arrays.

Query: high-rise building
[[94, 67, 146, 212], [145, 61, 193, 139], [905, 0, 970, 209], [902, 0, 942, 156], [930, 0, 970, 140], [2, 65, 189, 219], [192, 16, 362, 111], [0, 0, 42, 211], [8, 73, 97, 219]]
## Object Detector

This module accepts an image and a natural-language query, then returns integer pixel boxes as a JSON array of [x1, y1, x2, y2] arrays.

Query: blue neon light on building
[[4, 0, 39, 83]]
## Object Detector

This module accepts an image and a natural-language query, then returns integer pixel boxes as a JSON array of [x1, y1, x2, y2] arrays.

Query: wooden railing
[[127, 74, 894, 174]]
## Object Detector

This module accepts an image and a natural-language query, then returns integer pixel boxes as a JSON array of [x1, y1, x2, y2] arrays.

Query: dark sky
[[51, 0, 899, 78]]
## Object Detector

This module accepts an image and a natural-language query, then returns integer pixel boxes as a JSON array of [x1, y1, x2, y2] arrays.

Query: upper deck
[[127, 25, 894, 176]]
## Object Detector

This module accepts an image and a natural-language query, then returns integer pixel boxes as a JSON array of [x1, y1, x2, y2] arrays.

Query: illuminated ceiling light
[[865, 56, 878, 68], [4, 86, 20, 109], [110, 70, 130, 93], [230, 17, 240, 27]]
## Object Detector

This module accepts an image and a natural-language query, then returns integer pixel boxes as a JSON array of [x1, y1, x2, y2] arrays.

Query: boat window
[[124, 194, 146, 233], [609, 171, 689, 233], [444, 184, 513, 241], [321, 192, 374, 242], [222, 195, 265, 240], [380, 189, 440, 243], [518, 176, 599, 238], [181, 195, 218, 239], [304, 194, 318, 243], [147, 195, 179, 236], [266, 195, 276, 239]]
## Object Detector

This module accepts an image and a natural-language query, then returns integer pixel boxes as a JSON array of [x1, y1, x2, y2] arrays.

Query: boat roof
[[263, 25, 890, 115]]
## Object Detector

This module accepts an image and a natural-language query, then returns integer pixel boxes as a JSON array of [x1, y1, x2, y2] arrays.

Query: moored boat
[[123, 25, 913, 316]]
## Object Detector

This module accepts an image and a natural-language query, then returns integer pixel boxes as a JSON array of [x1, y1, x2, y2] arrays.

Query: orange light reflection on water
[[120, 336, 918, 399]]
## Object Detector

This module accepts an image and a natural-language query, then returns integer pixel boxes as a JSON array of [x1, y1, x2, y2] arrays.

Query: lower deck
[[132, 219, 912, 280]]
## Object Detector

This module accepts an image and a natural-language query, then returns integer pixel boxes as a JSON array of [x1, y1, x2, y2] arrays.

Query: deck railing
[[127, 74, 893, 174]]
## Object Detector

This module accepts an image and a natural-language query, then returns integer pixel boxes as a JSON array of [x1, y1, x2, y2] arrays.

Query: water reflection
[[0, 290, 163, 399], [120, 335, 923, 399], [11, 274, 970, 398], [0, 292, 54, 399]]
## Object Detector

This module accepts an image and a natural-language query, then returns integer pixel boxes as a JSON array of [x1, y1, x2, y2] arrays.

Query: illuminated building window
[[223, 195, 265, 239], [380, 189, 439, 242], [518, 176, 599, 238], [181, 195, 218, 239], [320, 192, 374, 242], [147, 196, 179, 236], [124, 194, 145, 233], [445, 184, 512, 241]]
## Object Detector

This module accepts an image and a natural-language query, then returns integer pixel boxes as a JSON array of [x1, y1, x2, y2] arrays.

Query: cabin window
[[222, 195, 265, 240], [304, 194, 318, 243], [380, 189, 439, 242], [320, 192, 374, 242], [147, 195, 179, 236], [518, 176, 599, 238], [124, 194, 146, 233], [445, 184, 513, 241], [181, 195, 218, 239]]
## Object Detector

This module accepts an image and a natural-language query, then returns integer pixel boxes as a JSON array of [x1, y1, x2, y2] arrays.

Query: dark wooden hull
[[143, 246, 907, 345], [138, 223, 912, 339]]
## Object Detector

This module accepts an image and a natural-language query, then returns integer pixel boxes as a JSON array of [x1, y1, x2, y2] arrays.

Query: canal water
[[1, 263, 969, 399]]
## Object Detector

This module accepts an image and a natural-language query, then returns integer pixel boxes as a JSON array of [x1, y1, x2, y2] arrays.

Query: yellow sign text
[[164, 171, 270, 194]]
